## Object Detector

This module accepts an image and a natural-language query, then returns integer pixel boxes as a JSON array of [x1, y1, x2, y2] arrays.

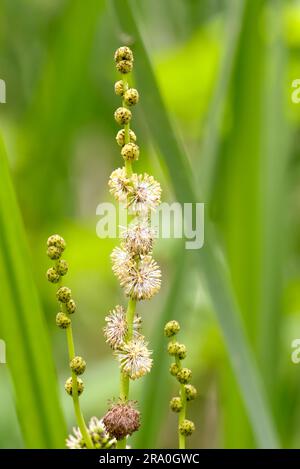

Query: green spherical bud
[[179, 419, 195, 436], [66, 299, 76, 314], [176, 344, 187, 360], [176, 367, 192, 384], [124, 88, 139, 106], [64, 377, 84, 396], [56, 312, 71, 329], [116, 129, 137, 146], [56, 286, 72, 303], [114, 107, 132, 125], [47, 234, 66, 251], [121, 143, 139, 161], [169, 363, 180, 376], [164, 320, 180, 338], [170, 396, 183, 413], [168, 341, 180, 357], [114, 80, 125, 96], [185, 384, 197, 401], [70, 356, 86, 375], [116, 60, 133, 74], [46, 267, 60, 283], [47, 246, 61, 260], [114, 46, 133, 63], [56, 259, 68, 276]]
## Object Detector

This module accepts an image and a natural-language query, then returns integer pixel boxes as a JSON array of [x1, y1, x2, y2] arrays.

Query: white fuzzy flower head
[[120, 255, 161, 300], [122, 223, 155, 256], [127, 173, 161, 215], [111, 246, 134, 280], [103, 305, 142, 349], [116, 336, 153, 380], [66, 417, 116, 449], [108, 167, 132, 203]]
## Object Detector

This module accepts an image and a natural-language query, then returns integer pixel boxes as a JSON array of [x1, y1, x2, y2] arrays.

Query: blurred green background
[[0, 0, 300, 449]]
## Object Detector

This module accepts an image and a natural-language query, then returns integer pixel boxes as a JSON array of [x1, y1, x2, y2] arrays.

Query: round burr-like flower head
[[47, 246, 61, 260], [170, 397, 183, 413], [116, 336, 153, 380], [176, 367, 192, 384], [56, 286, 72, 303], [124, 88, 139, 106], [116, 60, 133, 74], [116, 129, 137, 146], [56, 312, 71, 329], [122, 223, 154, 256], [184, 384, 197, 401], [103, 305, 142, 349], [119, 255, 161, 301], [56, 259, 68, 276], [121, 142, 139, 161], [111, 246, 135, 281], [64, 377, 84, 396], [128, 173, 162, 215], [66, 417, 116, 449], [66, 298, 76, 314], [114, 46, 134, 63], [179, 419, 195, 436], [47, 234, 66, 251], [70, 356, 86, 375], [103, 402, 140, 440], [46, 267, 60, 283], [114, 80, 125, 96], [169, 362, 180, 376], [108, 167, 133, 203], [114, 107, 132, 125]]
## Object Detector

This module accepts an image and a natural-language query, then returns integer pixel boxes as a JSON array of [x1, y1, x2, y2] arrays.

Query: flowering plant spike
[[103, 45, 162, 448]]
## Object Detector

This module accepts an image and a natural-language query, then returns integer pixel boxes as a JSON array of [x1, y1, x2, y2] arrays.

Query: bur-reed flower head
[[70, 356, 86, 376], [119, 255, 161, 300], [66, 417, 116, 449], [65, 377, 84, 396], [114, 80, 125, 96], [47, 246, 62, 260], [164, 320, 180, 337], [103, 401, 140, 440], [184, 384, 197, 401], [124, 88, 139, 106], [108, 167, 132, 203], [47, 267, 60, 283], [179, 419, 195, 436], [66, 299, 76, 314], [122, 223, 154, 256], [116, 336, 152, 380], [121, 142, 139, 161], [103, 305, 142, 349], [56, 259, 69, 276], [116, 60, 133, 74], [176, 367, 192, 384], [116, 129, 137, 146], [114, 46, 134, 63], [56, 312, 71, 329], [111, 246, 135, 281], [127, 173, 162, 215], [56, 286, 72, 303], [114, 107, 132, 125], [170, 397, 183, 413], [47, 234, 66, 252]]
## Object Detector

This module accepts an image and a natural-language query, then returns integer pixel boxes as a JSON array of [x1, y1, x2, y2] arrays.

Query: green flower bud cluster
[[46, 235, 68, 284], [165, 320, 197, 443], [114, 46, 140, 163]]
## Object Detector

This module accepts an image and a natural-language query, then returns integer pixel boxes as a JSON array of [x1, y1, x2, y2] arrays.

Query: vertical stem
[[65, 323, 94, 449], [175, 356, 186, 449]]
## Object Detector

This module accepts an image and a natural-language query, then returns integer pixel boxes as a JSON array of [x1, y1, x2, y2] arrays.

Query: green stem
[[116, 297, 137, 449], [66, 323, 94, 449], [175, 356, 186, 449]]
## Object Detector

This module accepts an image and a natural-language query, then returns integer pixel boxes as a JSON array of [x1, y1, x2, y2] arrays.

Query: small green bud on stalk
[[176, 368, 192, 384], [176, 343, 187, 360], [116, 60, 133, 74], [121, 143, 139, 161], [114, 46, 133, 63], [170, 397, 183, 413], [66, 299, 76, 314], [116, 129, 136, 146], [56, 312, 71, 329], [185, 384, 197, 401], [164, 320, 180, 337], [114, 80, 125, 96], [179, 419, 195, 436], [70, 356, 86, 375], [47, 234, 66, 251], [47, 267, 60, 283], [114, 107, 132, 125], [124, 88, 139, 106], [169, 363, 180, 376], [47, 246, 61, 260], [56, 286, 72, 303], [65, 377, 84, 396]]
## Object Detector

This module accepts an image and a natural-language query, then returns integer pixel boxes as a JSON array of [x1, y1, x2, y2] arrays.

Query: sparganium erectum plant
[[103, 45, 162, 448]]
